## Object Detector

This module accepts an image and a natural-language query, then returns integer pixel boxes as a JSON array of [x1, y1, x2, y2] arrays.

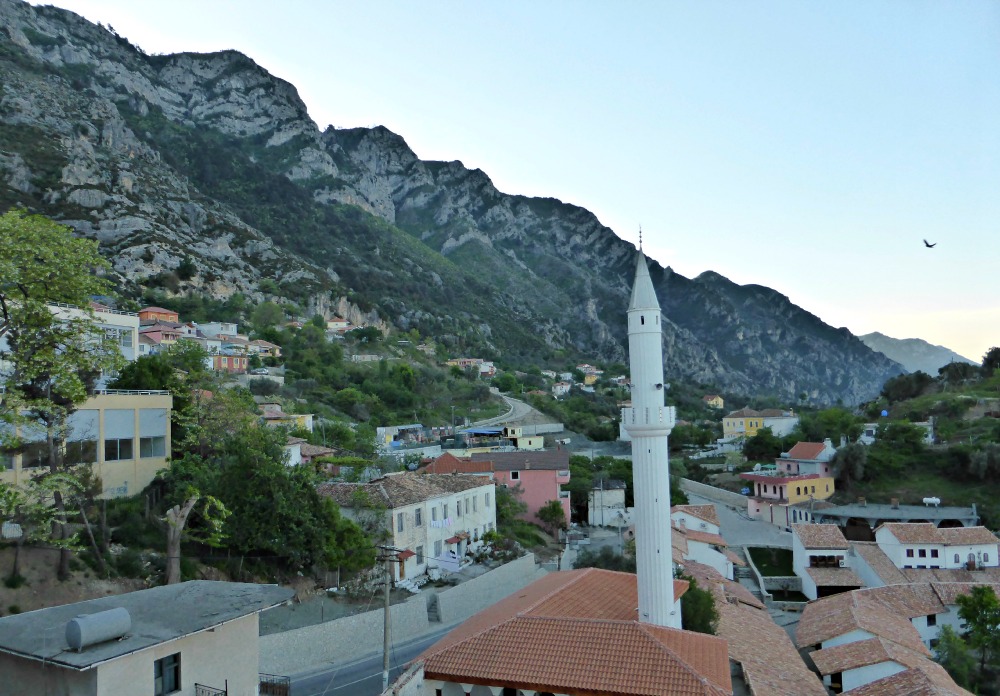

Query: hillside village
[[2, 211, 1000, 696]]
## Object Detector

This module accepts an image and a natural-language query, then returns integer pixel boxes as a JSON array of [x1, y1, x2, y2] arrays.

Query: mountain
[[859, 332, 976, 376], [0, 0, 904, 405]]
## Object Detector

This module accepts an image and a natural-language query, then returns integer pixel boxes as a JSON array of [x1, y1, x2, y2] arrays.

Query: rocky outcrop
[[0, 0, 904, 404]]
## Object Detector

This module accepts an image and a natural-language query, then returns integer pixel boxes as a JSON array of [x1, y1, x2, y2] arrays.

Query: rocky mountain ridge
[[0, 0, 904, 405], [859, 332, 976, 376]]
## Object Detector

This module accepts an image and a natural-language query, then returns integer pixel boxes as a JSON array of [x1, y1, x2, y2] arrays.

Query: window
[[65, 439, 98, 465], [154, 653, 181, 695], [140, 436, 166, 458], [918, 549, 927, 558], [443, 504, 449, 519], [510, 471, 520, 481], [986, 553, 991, 563], [432, 506, 438, 522], [930, 549, 939, 558], [640, 316, 645, 325], [104, 438, 134, 461], [811, 486, 816, 494], [415, 508, 422, 527], [434, 540, 442, 558], [397, 513, 404, 533], [456, 500, 462, 517], [955, 553, 961, 564], [416, 545, 424, 564], [465, 497, 470, 515], [927, 614, 937, 627], [473, 496, 477, 513], [906, 549, 915, 558], [486, 492, 491, 508], [796, 487, 801, 496]]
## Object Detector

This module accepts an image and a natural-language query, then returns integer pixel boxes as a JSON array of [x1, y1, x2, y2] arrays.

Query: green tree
[[0, 474, 82, 583], [831, 442, 868, 487], [495, 483, 528, 528], [0, 210, 125, 579], [795, 407, 862, 444], [535, 499, 568, 536], [678, 575, 719, 635], [251, 301, 285, 330], [956, 585, 1000, 677], [743, 427, 783, 461], [934, 624, 975, 689], [573, 546, 636, 572], [982, 347, 1000, 377]]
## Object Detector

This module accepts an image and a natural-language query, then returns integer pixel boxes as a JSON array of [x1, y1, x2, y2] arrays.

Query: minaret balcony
[[621, 405, 676, 434]]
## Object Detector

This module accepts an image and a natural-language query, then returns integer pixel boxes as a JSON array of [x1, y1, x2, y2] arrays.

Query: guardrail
[[90, 389, 171, 396], [259, 673, 290, 696]]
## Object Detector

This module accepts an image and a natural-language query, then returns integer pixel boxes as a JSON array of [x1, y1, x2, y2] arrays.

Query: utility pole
[[378, 545, 398, 691]]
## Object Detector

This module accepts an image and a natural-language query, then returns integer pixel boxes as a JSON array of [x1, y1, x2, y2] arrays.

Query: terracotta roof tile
[[879, 523, 943, 544], [678, 527, 727, 547], [845, 667, 974, 696], [318, 472, 492, 509], [931, 581, 1000, 606], [806, 567, 863, 587], [901, 568, 978, 583], [793, 523, 849, 549], [726, 408, 761, 418], [418, 569, 731, 695], [796, 589, 928, 653], [938, 526, 999, 546], [469, 450, 570, 471], [786, 442, 827, 460], [851, 542, 909, 584], [672, 505, 721, 528]]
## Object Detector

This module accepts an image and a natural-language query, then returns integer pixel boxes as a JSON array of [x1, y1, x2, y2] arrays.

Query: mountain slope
[[859, 332, 976, 375], [0, 0, 903, 404]]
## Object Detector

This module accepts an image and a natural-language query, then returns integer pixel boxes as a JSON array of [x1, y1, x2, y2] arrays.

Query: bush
[[114, 549, 145, 578], [3, 575, 26, 589]]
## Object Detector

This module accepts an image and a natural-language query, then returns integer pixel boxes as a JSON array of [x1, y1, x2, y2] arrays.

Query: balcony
[[195, 685, 227, 696], [259, 673, 291, 696]]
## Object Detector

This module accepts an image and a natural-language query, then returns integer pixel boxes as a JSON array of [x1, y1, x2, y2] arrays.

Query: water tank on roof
[[923, 497, 941, 507], [66, 608, 131, 651]]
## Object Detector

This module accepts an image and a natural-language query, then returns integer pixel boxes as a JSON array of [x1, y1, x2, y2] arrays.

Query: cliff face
[[0, 0, 903, 404], [860, 332, 977, 375]]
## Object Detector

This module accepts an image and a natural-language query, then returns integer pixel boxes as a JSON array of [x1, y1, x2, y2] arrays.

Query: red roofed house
[[777, 439, 837, 478], [423, 451, 571, 527], [138, 306, 179, 323], [404, 567, 733, 696], [702, 394, 724, 409], [874, 523, 999, 571], [791, 524, 862, 599]]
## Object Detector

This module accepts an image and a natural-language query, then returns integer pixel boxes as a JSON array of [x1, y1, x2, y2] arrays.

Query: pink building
[[423, 451, 571, 527]]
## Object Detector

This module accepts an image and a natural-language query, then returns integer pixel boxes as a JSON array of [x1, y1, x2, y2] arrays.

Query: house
[[671, 504, 721, 535], [210, 352, 249, 374], [478, 361, 496, 378], [859, 420, 936, 446], [791, 524, 862, 600], [500, 425, 543, 450], [319, 472, 496, 580], [796, 584, 974, 694], [257, 399, 314, 433], [761, 409, 799, 437], [540, 369, 556, 379], [702, 394, 724, 409], [739, 468, 835, 529], [0, 390, 173, 499], [722, 407, 763, 440], [248, 338, 282, 358], [469, 450, 571, 527], [409, 568, 732, 696], [0, 580, 293, 696], [138, 322, 182, 348], [777, 439, 837, 477], [326, 316, 350, 332], [137, 306, 179, 323], [196, 321, 239, 338], [588, 479, 627, 526], [672, 522, 738, 581], [874, 523, 999, 571], [551, 381, 571, 397]]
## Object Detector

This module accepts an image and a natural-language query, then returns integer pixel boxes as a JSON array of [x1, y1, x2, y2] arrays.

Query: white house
[[791, 524, 862, 600], [588, 480, 627, 527], [670, 505, 721, 535], [551, 381, 571, 397], [319, 472, 497, 580], [874, 523, 999, 570], [0, 581, 292, 696]]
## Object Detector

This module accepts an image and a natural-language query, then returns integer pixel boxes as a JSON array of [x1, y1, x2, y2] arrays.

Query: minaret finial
[[638, 225, 643, 251]]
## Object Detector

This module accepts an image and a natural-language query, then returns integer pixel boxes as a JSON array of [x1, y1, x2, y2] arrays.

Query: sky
[[36, 1, 1000, 363]]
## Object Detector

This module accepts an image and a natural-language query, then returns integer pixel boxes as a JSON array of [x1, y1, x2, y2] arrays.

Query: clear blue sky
[[39, 1, 1000, 362]]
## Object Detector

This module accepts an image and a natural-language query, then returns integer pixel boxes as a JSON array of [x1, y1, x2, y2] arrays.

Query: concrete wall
[[0, 654, 96, 696], [260, 554, 543, 676], [679, 479, 748, 509]]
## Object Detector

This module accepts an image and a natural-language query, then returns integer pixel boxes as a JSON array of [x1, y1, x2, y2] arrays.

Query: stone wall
[[680, 478, 749, 509], [260, 554, 543, 676]]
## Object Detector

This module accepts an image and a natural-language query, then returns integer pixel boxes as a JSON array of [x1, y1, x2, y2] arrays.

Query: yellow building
[[1, 391, 172, 499], [722, 407, 764, 439], [702, 394, 724, 409]]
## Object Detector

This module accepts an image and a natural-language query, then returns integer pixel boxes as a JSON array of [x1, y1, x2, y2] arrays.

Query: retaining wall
[[680, 478, 749, 509], [260, 554, 543, 676]]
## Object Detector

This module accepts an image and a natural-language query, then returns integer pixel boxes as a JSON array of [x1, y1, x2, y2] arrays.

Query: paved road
[[685, 493, 792, 548], [290, 623, 459, 696]]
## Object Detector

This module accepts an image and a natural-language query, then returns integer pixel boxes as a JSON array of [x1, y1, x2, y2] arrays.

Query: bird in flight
[[923, 239, 937, 248]]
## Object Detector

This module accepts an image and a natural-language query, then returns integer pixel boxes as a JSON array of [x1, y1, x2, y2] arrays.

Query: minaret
[[622, 247, 678, 628]]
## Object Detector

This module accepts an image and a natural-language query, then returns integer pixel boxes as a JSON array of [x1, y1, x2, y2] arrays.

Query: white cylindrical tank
[[66, 608, 131, 651], [923, 497, 941, 506]]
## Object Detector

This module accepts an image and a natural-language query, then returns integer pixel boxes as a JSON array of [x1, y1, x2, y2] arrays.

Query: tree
[[934, 624, 975, 689], [250, 301, 285, 330], [0, 474, 82, 583], [831, 442, 868, 487], [982, 347, 1000, 377], [495, 483, 528, 528], [535, 499, 567, 536], [0, 210, 125, 579], [163, 493, 228, 584], [573, 546, 636, 572], [678, 575, 719, 635], [956, 585, 1000, 677], [743, 427, 783, 461]]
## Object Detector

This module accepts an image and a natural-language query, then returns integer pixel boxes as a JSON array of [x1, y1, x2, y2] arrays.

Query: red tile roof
[[672, 505, 721, 528], [793, 523, 849, 550], [805, 567, 863, 587], [844, 667, 974, 696], [785, 442, 827, 460], [418, 568, 731, 695]]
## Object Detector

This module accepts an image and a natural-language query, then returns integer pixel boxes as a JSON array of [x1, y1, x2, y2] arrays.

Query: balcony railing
[[90, 389, 171, 396], [259, 673, 291, 696], [195, 684, 227, 696]]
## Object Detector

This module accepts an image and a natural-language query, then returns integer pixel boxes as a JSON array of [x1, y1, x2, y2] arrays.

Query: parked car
[[251, 367, 269, 375]]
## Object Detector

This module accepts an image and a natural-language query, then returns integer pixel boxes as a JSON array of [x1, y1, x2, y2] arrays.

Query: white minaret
[[622, 248, 678, 628]]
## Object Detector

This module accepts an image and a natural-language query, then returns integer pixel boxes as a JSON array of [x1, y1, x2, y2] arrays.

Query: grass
[[747, 547, 794, 576]]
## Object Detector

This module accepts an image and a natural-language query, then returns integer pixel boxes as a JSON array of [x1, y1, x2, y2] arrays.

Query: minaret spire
[[622, 246, 678, 628]]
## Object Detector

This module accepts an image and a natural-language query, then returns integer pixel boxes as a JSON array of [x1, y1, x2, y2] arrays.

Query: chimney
[[858, 497, 867, 507], [891, 498, 899, 509]]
